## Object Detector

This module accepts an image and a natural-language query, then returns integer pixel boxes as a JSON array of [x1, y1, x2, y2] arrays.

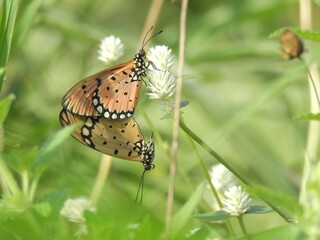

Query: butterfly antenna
[[142, 27, 163, 49], [135, 170, 146, 204]]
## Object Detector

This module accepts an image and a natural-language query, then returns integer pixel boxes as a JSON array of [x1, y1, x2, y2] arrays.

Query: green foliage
[[295, 112, 320, 120], [0, 94, 15, 124], [0, 0, 319, 239], [32, 123, 81, 180], [0, 0, 18, 90], [171, 183, 204, 238], [194, 205, 272, 222]]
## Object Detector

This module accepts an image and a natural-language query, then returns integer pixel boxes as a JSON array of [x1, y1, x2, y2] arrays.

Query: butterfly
[[61, 28, 162, 120], [59, 109, 155, 171], [279, 29, 304, 60]]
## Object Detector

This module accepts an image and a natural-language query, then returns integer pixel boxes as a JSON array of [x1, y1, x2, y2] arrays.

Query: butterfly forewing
[[61, 63, 128, 116], [62, 49, 148, 120], [59, 109, 145, 161], [92, 61, 143, 120]]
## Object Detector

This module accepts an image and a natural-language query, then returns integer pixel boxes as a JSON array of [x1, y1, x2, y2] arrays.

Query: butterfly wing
[[59, 109, 144, 161], [61, 62, 129, 116], [92, 61, 143, 120]]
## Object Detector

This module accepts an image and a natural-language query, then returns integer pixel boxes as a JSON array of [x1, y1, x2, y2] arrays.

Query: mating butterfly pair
[[60, 28, 160, 171]]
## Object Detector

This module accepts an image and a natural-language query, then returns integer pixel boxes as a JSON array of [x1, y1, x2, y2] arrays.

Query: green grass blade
[[0, 0, 18, 92], [171, 183, 205, 238]]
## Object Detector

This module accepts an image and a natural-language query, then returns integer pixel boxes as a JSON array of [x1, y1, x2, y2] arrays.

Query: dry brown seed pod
[[279, 29, 304, 60]]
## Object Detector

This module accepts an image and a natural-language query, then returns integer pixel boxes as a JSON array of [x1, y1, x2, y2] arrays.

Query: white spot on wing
[[84, 138, 91, 145], [112, 113, 118, 119], [86, 118, 93, 127], [82, 127, 90, 136], [96, 105, 103, 113], [104, 111, 110, 118]]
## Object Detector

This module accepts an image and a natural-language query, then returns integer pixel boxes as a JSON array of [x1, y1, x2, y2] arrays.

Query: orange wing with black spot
[[59, 109, 155, 167], [61, 62, 131, 117], [62, 49, 148, 120]]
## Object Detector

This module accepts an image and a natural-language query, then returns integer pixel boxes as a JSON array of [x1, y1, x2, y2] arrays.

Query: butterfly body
[[59, 109, 155, 170], [62, 49, 148, 120]]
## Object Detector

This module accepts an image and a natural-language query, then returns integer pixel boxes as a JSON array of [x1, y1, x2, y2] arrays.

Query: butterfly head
[[138, 48, 146, 58], [141, 135, 155, 171]]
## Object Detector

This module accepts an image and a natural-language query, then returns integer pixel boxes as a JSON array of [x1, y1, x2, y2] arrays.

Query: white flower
[[222, 186, 251, 216], [147, 45, 174, 70], [209, 164, 235, 193], [60, 197, 96, 236], [98, 36, 124, 64], [147, 70, 176, 100]]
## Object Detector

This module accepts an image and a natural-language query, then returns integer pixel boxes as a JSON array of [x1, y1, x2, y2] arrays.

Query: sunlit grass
[[1, 0, 320, 239]]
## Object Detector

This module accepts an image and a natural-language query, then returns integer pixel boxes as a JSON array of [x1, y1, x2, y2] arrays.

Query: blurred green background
[[1, 0, 319, 239]]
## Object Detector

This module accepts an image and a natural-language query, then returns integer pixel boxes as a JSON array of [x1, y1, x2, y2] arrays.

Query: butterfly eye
[[139, 49, 146, 57]]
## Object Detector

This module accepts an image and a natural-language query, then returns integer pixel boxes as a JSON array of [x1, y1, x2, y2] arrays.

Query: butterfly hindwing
[[59, 109, 144, 161]]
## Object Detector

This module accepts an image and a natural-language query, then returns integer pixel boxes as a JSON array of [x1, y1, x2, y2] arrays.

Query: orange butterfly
[[59, 109, 155, 171], [61, 28, 162, 120]]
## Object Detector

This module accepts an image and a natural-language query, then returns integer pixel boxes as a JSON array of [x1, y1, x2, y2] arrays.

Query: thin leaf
[[32, 123, 81, 180], [12, 0, 42, 48], [171, 184, 205, 238], [0, 0, 19, 91], [194, 210, 231, 222], [246, 205, 273, 214], [295, 113, 320, 121], [269, 27, 320, 43], [0, 94, 15, 124]]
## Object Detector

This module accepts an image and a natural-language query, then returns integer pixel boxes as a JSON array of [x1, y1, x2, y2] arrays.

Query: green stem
[[21, 170, 29, 198], [0, 157, 20, 195], [179, 120, 293, 222], [238, 215, 248, 235], [28, 178, 38, 202], [187, 134, 235, 237]]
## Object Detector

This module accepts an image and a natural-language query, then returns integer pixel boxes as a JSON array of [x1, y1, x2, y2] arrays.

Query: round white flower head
[[147, 45, 174, 71], [222, 186, 251, 216], [60, 197, 96, 223], [98, 36, 124, 64], [209, 164, 236, 193], [147, 70, 176, 100]]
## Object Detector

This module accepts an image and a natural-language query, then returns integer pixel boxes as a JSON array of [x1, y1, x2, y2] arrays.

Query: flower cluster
[[206, 163, 251, 216], [209, 164, 235, 192], [147, 45, 176, 102], [98, 36, 125, 64], [60, 197, 96, 236], [222, 186, 251, 216], [97, 35, 177, 112]]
